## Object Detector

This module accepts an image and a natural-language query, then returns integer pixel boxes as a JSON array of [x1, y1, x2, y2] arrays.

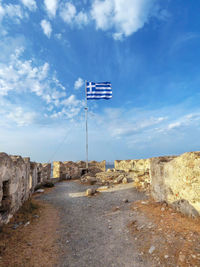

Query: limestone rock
[[36, 189, 44, 193], [95, 171, 128, 185], [122, 177, 128, 184], [150, 152, 200, 217], [85, 188, 96, 196], [178, 254, 185, 262], [149, 245, 155, 254], [113, 175, 125, 184], [97, 186, 109, 191]]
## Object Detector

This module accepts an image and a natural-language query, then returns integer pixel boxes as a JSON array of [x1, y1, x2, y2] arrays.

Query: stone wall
[[0, 152, 51, 225], [115, 159, 150, 173], [115, 152, 200, 217], [150, 152, 200, 217], [53, 160, 106, 179]]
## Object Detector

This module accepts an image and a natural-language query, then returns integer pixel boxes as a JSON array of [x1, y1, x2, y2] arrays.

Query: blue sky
[[0, 0, 200, 163]]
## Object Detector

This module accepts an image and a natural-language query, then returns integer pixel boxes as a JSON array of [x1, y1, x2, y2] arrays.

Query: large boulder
[[113, 174, 125, 184]]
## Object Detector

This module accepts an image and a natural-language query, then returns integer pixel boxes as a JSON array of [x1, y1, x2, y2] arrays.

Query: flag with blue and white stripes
[[86, 81, 112, 100]]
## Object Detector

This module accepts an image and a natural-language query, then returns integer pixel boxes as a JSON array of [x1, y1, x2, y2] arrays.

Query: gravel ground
[[38, 180, 152, 267]]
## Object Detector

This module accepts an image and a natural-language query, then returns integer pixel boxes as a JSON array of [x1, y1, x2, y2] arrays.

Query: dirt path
[[38, 181, 150, 267], [1, 181, 200, 266]]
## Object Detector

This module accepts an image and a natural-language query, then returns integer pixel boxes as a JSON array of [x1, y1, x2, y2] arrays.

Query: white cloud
[[0, 2, 24, 22], [59, 2, 88, 26], [108, 114, 166, 138], [91, 0, 113, 30], [50, 94, 84, 120], [74, 77, 84, 90], [0, 48, 66, 105], [7, 107, 36, 126], [168, 122, 182, 130], [0, 46, 86, 124], [5, 5, 24, 20], [170, 33, 200, 55], [20, 0, 37, 11], [0, 3, 5, 21], [75, 11, 89, 26], [165, 112, 200, 131], [91, 0, 158, 39], [60, 2, 76, 23], [61, 95, 81, 106], [40, 19, 52, 38], [55, 33, 62, 39], [44, 0, 58, 17]]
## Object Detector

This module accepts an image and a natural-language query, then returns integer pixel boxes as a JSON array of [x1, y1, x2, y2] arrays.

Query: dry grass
[[0, 195, 60, 267]]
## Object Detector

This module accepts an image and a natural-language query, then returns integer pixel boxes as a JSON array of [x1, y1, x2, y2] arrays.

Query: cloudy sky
[[0, 0, 200, 162]]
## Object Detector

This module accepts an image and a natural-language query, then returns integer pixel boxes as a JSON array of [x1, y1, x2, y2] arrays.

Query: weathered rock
[[122, 177, 128, 184], [113, 175, 125, 184], [97, 186, 109, 191], [24, 221, 30, 227], [178, 254, 185, 262], [149, 245, 155, 254], [35, 189, 44, 193], [96, 171, 122, 181], [150, 152, 200, 217], [85, 188, 96, 196]]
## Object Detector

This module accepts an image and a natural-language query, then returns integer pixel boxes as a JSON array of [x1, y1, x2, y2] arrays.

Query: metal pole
[[85, 81, 88, 170]]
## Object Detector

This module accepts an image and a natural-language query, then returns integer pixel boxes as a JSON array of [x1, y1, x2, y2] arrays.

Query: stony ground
[[1, 180, 200, 267], [39, 181, 151, 267]]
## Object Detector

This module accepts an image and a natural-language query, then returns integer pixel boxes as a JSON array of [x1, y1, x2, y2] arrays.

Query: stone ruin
[[114, 152, 200, 218], [53, 160, 106, 180], [1, 150, 200, 225], [0, 152, 51, 225]]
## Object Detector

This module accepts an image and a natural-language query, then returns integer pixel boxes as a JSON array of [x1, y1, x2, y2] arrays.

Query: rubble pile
[[81, 169, 133, 186], [114, 159, 151, 192]]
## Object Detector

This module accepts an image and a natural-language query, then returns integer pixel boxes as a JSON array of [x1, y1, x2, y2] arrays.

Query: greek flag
[[86, 82, 112, 100]]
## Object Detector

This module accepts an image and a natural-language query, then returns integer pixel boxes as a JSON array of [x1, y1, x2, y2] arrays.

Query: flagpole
[[85, 80, 88, 170]]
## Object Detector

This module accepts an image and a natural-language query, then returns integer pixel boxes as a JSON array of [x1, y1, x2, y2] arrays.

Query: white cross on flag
[[86, 82, 112, 100]]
